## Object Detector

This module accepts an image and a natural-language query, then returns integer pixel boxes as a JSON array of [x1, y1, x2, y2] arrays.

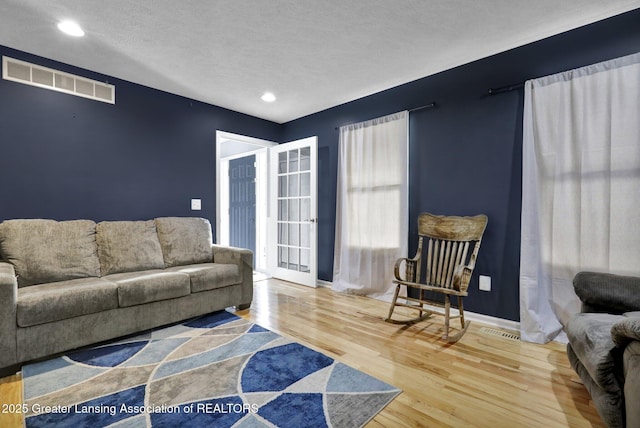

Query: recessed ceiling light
[[57, 20, 85, 37], [261, 92, 276, 102]]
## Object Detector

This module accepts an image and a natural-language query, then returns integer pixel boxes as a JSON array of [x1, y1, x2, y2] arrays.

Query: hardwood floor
[[242, 279, 604, 428], [0, 279, 604, 427], [0, 374, 23, 428]]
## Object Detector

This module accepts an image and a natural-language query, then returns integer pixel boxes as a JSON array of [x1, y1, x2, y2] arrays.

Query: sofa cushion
[[17, 277, 118, 327], [105, 269, 191, 307], [166, 263, 240, 293], [96, 221, 165, 276], [155, 217, 213, 268], [0, 219, 100, 288], [565, 312, 624, 393]]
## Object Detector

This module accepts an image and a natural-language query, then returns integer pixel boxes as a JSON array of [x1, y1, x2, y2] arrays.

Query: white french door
[[269, 137, 318, 287]]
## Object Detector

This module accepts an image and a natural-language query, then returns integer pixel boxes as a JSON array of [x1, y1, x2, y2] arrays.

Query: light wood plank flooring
[[1, 279, 604, 427]]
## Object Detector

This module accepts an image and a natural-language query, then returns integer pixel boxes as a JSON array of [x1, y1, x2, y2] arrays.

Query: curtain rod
[[409, 102, 437, 112], [487, 82, 524, 95], [334, 102, 437, 130]]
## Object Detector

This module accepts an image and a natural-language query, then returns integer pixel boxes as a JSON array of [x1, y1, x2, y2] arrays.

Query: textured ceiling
[[1, 1, 639, 123]]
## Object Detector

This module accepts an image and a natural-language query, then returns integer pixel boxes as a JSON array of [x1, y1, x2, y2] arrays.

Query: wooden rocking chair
[[385, 212, 488, 342]]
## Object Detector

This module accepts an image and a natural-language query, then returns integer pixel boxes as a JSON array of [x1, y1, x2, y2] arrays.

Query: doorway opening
[[216, 131, 276, 276]]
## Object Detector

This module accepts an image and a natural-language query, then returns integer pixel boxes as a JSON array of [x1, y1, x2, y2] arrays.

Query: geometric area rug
[[22, 311, 401, 427]]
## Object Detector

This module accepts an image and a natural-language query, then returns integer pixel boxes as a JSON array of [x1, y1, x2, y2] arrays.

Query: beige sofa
[[0, 217, 253, 373]]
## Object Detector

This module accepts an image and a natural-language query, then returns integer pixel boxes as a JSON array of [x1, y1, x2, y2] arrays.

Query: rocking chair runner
[[385, 212, 488, 342]]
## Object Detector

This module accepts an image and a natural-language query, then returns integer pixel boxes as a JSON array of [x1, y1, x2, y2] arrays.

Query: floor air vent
[[479, 327, 521, 341], [2, 56, 115, 104]]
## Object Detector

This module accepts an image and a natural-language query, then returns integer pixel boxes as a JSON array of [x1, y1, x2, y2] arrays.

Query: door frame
[[216, 131, 277, 273]]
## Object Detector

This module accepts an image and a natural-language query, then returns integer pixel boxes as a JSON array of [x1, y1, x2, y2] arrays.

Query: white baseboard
[[316, 279, 332, 288], [315, 279, 520, 333], [461, 309, 520, 333]]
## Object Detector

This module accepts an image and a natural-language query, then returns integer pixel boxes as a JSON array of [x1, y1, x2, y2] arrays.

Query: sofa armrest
[[623, 341, 640, 428], [212, 245, 253, 308], [612, 317, 640, 348], [573, 271, 640, 314], [0, 262, 18, 369]]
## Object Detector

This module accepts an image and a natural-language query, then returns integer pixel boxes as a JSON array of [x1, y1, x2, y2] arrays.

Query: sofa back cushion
[[96, 220, 165, 275], [0, 219, 101, 287], [155, 217, 213, 268], [574, 271, 640, 314]]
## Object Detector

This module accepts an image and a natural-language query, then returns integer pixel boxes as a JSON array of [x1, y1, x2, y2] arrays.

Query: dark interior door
[[229, 155, 256, 254]]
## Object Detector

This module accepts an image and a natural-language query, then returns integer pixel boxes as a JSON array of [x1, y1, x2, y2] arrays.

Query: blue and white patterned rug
[[22, 311, 400, 427]]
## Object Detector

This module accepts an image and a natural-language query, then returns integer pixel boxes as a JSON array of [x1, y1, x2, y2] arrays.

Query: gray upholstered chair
[[565, 272, 640, 428]]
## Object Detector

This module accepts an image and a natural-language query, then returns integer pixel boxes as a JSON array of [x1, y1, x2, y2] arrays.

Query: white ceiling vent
[[2, 56, 115, 104]]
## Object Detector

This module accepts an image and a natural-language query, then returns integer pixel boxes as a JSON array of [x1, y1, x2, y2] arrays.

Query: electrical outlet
[[191, 199, 202, 210], [479, 275, 491, 291]]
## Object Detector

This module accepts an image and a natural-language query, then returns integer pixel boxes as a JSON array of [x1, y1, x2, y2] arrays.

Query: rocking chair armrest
[[453, 265, 473, 292], [394, 257, 418, 282]]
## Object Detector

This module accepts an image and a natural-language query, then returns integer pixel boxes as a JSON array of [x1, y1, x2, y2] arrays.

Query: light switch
[[191, 199, 202, 210], [479, 275, 491, 291]]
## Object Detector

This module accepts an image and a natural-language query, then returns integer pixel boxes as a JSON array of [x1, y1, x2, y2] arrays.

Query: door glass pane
[[289, 247, 299, 270], [300, 147, 311, 171], [300, 223, 310, 248], [288, 173, 299, 197], [278, 246, 288, 268], [300, 172, 310, 197], [289, 224, 299, 246], [301, 198, 310, 221], [278, 223, 287, 245], [278, 176, 287, 197], [278, 200, 287, 221], [288, 149, 299, 172], [278, 152, 288, 173], [300, 249, 310, 273], [288, 198, 299, 221]]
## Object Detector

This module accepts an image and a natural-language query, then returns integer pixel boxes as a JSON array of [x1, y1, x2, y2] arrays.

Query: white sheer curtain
[[332, 111, 408, 299], [520, 53, 640, 343]]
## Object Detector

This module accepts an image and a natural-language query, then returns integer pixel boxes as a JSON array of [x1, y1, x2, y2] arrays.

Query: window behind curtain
[[520, 52, 640, 343], [332, 111, 408, 298]]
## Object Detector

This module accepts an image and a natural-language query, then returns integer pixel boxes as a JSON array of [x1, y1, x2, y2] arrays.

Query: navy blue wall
[[0, 46, 282, 240], [2, 9, 640, 322], [281, 9, 640, 321]]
